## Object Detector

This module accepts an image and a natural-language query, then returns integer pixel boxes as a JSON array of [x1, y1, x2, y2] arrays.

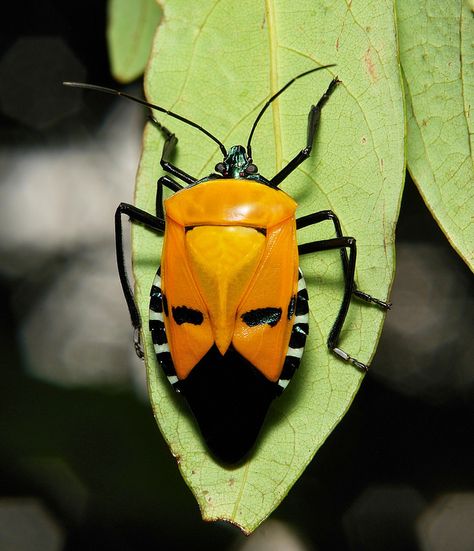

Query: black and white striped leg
[[277, 268, 309, 392], [296, 210, 391, 310], [115, 202, 165, 358], [299, 236, 374, 372]]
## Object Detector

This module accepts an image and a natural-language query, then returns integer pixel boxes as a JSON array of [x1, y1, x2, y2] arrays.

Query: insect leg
[[297, 210, 391, 309], [156, 175, 182, 219], [298, 236, 382, 372], [270, 77, 340, 188], [148, 117, 198, 185], [115, 202, 165, 358]]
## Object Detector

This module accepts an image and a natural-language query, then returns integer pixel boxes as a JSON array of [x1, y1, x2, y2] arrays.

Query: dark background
[[1, 2, 473, 550]]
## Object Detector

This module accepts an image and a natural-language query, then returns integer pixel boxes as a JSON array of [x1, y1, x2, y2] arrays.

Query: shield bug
[[64, 66, 390, 463]]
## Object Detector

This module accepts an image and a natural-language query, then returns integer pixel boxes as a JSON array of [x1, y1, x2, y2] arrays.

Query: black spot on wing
[[241, 307, 282, 327], [172, 305, 204, 325]]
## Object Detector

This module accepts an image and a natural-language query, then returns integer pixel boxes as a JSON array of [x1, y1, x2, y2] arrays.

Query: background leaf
[[132, 0, 404, 533], [107, 0, 162, 83], [398, 0, 474, 270]]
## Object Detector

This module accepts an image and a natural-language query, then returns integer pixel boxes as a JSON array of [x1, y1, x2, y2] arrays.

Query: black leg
[[149, 117, 197, 185], [270, 77, 340, 188], [299, 236, 388, 372], [297, 210, 391, 309], [156, 175, 182, 219], [115, 202, 165, 358]]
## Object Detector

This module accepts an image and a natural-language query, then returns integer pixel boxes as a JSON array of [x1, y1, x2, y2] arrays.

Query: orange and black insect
[[64, 67, 390, 464]]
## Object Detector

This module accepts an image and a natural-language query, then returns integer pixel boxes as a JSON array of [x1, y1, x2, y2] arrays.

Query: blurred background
[[0, 2, 473, 550]]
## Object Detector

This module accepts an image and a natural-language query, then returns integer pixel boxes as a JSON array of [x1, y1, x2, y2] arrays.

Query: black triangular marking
[[180, 345, 279, 464]]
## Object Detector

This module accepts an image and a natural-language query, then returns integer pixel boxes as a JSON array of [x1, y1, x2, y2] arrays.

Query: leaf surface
[[398, 0, 474, 270], [107, 0, 162, 83], [133, 0, 404, 533]]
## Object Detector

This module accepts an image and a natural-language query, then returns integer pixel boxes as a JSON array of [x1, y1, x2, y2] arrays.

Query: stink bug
[[64, 66, 390, 464]]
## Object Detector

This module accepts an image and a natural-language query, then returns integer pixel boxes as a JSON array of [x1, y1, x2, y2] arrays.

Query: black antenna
[[246, 64, 336, 159], [63, 82, 228, 157]]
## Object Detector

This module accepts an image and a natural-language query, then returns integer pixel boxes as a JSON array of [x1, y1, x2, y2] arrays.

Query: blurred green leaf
[[107, 0, 161, 83], [398, 0, 474, 270], [133, 0, 403, 533]]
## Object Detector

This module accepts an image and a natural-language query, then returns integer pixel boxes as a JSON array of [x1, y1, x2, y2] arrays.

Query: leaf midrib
[[265, 0, 282, 173]]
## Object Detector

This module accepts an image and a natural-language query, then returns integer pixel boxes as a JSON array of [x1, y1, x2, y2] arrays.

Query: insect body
[[151, 174, 307, 461], [64, 67, 390, 463]]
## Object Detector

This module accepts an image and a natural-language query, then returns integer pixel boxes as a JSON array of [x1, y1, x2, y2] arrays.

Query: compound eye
[[215, 162, 226, 174], [245, 163, 258, 175]]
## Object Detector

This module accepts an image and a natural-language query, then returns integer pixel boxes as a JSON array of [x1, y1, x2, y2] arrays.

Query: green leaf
[[133, 0, 404, 533], [398, 0, 474, 270], [106, 0, 162, 83]]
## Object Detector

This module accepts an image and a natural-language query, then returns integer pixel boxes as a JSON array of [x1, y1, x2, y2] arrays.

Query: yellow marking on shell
[[186, 226, 265, 355]]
